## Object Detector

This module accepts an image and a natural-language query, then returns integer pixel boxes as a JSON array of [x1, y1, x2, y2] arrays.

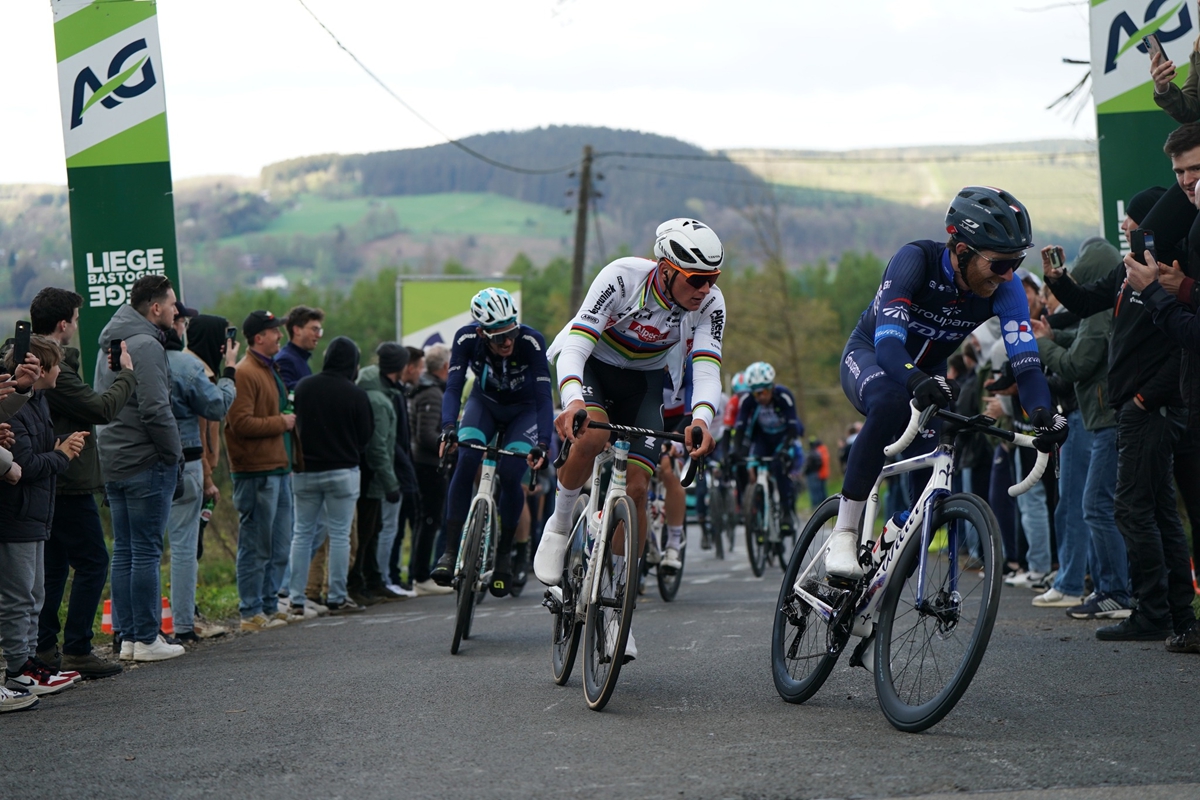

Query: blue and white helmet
[[745, 361, 775, 390], [470, 287, 518, 329], [731, 371, 749, 395]]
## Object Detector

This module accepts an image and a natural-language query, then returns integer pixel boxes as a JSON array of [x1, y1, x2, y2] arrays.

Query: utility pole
[[570, 144, 593, 310]]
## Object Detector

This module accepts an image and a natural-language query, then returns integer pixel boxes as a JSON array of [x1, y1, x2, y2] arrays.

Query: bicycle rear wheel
[[657, 525, 685, 602], [772, 495, 845, 703], [551, 495, 589, 685], [874, 492, 1002, 732], [583, 495, 638, 711], [745, 484, 767, 577], [451, 502, 486, 655], [708, 478, 726, 560]]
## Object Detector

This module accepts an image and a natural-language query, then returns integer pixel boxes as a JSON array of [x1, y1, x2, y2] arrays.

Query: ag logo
[[1105, 0, 1192, 73], [70, 39, 156, 129]]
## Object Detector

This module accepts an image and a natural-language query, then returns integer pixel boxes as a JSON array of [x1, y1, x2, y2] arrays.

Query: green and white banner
[[1091, 0, 1195, 251], [396, 278, 522, 349], [51, 0, 179, 375]]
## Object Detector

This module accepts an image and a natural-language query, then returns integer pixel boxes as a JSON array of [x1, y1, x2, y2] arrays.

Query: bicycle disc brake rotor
[[920, 589, 962, 639]]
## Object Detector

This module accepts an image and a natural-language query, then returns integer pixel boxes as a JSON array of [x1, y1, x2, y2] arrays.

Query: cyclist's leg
[[489, 404, 537, 596], [610, 367, 664, 559], [432, 394, 497, 583], [658, 416, 687, 563]]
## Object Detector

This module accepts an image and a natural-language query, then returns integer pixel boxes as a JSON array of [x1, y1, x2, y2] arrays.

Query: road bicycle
[[442, 438, 541, 655], [640, 466, 686, 602], [700, 463, 736, 560], [544, 409, 701, 711], [742, 453, 793, 577], [771, 403, 1048, 731]]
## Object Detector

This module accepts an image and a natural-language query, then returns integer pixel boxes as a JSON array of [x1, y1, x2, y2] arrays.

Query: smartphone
[[1131, 228, 1156, 264], [1048, 247, 1064, 271], [225, 326, 238, 343], [13, 321, 31, 368], [108, 338, 123, 372], [1144, 34, 1166, 62]]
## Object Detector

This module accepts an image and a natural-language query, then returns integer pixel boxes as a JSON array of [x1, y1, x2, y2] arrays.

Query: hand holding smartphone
[[13, 321, 31, 368], [1144, 34, 1166, 63], [224, 326, 240, 366], [1130, 228, 1157, 265], [109, 339, 123, 371]]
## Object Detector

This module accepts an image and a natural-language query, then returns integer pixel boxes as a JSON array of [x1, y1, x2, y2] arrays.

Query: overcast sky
[[4, 0, 1095, 185]]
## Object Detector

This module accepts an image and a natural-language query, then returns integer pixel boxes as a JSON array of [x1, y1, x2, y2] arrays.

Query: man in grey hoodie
[[94, 275, 185, 662]]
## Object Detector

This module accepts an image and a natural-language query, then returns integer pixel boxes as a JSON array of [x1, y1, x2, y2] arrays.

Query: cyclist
[[828, 186, 1068, 581], [533, 218, 725, 659], [430, 288, 551, 597], [732, 361, 803, 552]]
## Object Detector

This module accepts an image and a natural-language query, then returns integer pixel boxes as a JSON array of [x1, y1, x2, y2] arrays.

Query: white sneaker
[[0, 685, 38, 712], [1005, 570, 1046, 588], [304, 598, 330, 616], [133, 635, 185, 662], [119, 640, 134, 661], [661, 547, 682, 571], [414, 579, 454, 597], [276, 597, 290, 614], [825, 529, 864, 580], [603, 612, 636, 663], [387, 583, 418, 599], [1032, 588, 1083, 608], [534, 519, 571, 586]]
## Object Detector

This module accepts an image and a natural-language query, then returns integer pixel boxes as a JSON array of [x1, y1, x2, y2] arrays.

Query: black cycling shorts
[[580, 357, 664, 475]]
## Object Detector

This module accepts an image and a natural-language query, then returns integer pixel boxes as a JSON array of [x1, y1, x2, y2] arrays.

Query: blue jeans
[[1083, 425, 1128, 603], [289, 469, 359, 606], [375, 496, 403, 586], [108, 461, 176, 644], [166, 460, 205, 633], [233, 473, 293, 619], [1015, 449, 1052, 574], [1052, 410, 1092, 597]]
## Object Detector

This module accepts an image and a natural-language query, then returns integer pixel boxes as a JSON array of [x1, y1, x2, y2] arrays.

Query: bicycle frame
[[746, 456, 781, 545], [574, 440, 631, 615], [454, 451, 501, 588]]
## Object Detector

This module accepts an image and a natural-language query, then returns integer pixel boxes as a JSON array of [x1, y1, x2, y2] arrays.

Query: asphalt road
[[7, 527, 1199, 800]]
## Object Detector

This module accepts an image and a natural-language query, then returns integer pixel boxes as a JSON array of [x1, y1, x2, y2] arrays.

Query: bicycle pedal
[[542, 587, 563, 613]]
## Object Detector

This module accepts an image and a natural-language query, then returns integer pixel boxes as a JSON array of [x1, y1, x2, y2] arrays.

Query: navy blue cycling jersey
[[734, 385, 803, 444], [848, 240, 1052, 412], [441, 323, 554, 445]]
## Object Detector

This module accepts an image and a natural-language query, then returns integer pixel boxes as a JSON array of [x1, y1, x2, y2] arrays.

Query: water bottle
[[587, 511, 603, 556], [198, 497, 216, 532], [872, 510, 910, 562]]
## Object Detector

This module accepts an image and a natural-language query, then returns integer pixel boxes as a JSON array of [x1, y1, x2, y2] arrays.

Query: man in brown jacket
[[226, 310, 296, 631]]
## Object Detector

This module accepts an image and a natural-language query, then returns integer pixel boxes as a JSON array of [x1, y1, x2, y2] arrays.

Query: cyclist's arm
[[555, 263, 627, 407], [686, 289, 725, 426], [440, 327, 473, 431], [870, 245, 929, 386], [993, 279, 1054, 412], [526, 328, 554, 445], [776, 386, 801, 438]]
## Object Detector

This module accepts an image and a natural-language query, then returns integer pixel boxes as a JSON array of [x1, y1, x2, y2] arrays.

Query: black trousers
[[38, 493, 109, 656], [1171, 426, 1200, 569], [410, 466, 446, 583], [350, 497, 383, 592], [1114, 402, 1195, 631]]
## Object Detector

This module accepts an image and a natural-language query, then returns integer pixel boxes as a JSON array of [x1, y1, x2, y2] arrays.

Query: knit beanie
[[376, 341, 408, 374]]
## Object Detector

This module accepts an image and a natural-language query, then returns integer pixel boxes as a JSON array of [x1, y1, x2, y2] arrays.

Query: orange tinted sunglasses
[[661, 258, 720, 288]]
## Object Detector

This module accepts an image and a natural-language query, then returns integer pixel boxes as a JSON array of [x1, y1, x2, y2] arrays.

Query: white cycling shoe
[[533, 518, 570, 586], [604, 612, 636, 663], [661, 546, 682, 571], [824, 529, 865, 580]]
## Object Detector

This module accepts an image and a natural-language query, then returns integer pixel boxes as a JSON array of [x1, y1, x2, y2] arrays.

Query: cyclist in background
[[722, 370, 751, 504], [431, 288, 551, 597], [657, 369, 689, 570], [830, 186, 1067, 581], [733, 361, 803, 549]]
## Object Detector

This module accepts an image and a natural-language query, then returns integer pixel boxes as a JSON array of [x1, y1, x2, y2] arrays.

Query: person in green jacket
[[1033, 238, 1130, 620]]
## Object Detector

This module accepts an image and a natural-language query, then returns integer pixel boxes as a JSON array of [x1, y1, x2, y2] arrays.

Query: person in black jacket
[[0, 336, 87, 695], [408, 343, 451, 594], [286, 337, 373, 617]]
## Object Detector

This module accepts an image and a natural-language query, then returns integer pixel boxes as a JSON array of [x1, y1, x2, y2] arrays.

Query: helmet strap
[[659, 260, 681, 306]]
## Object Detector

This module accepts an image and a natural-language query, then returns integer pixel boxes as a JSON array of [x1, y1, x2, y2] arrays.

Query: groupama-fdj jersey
[[844, 240, 1051, 414], [441, 323, 554, 447], [547, 257, 725, 426]]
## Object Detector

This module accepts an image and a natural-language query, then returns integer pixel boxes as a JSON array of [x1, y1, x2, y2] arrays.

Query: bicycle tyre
[[771, 495, 844, 703], [874, 492, 1003, 732], [583, 494, 638, 711], [725, 485, 738, 553], [709, 479, 726, 560], [656, 524, 685, 602], [552, 495, 590, 685], [451, 501, 486, 655], [745, 484, 767, 577]]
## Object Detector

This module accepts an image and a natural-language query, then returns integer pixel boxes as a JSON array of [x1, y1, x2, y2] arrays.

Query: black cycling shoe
[[430, 554, 455, 587], [490, 555, 513, 598]]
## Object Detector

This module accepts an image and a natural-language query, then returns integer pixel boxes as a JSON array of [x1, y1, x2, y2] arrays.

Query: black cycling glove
[[1030, 407, 1069, 453], [905, 371, 957, 411]]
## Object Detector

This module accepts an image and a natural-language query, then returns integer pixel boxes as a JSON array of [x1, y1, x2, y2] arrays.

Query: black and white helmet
[[653, 218, 724, 272], [945, 186, 1033, 254], [470, 287, 518, 329]]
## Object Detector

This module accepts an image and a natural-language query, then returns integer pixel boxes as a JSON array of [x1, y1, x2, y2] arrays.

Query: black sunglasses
[[965, 245, 1025, 276], [482, 326, 519, 343]]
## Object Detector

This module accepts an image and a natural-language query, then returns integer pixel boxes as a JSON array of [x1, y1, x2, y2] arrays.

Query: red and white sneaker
[[5, 659, 76, 696], [33, 657, 80, 684]]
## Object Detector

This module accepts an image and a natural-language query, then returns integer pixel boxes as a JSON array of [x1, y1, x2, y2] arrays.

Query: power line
[[597, 149, 1095, 165], [295, 0, 579, 176]]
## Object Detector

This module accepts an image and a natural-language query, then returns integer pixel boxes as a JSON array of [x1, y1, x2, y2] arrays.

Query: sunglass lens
[[989, 255, 1024, 276], [685, 273, 718, 289]]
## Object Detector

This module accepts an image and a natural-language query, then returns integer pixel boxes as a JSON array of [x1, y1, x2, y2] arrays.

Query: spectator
[[288, 337, 373, 617], [386, 346, 424, 591], [225, 310, 296, 632], [2, 336, 88, 694], [1151, 35, 1200, 123], [408, 343, 453, 595], [164, 303, 237, 642], [185, 315, 236, 566], [803, 436, 829, 507], [275, 305, 324, 392], [32, 287, 132, 678], [94, 274, 185, 662], [350, 343, 405, 605]]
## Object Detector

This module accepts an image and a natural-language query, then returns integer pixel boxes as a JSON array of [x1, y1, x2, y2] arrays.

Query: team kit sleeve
[[555, 264, 626, 407], [870, 245, 930, 386], [686, 289, 725, 427], [525, 328, 554, 446], [991, 280, 1053, 412], [441, 326, 473, 431]]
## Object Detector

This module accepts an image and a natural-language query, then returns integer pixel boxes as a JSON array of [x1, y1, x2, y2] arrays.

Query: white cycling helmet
[[654, 218, 724, 272], [470, 287, 518, 330], [745, 361, 775, 390], [731, 371, 749, 395]]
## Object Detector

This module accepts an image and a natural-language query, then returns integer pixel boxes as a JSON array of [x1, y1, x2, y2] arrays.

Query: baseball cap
[[175, 300, 199, 319], [243, 310, 284, 340]]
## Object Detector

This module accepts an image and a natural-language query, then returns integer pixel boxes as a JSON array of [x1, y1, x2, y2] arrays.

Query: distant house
[[257, 274, 289, 290]]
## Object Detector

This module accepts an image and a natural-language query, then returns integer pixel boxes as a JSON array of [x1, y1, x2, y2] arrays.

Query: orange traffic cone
[[161, 597, 174, 635], [101, 599, 113, 634]]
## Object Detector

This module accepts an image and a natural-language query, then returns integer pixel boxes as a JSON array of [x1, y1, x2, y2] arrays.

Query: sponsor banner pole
[[396, 277, 522, 349], [1091, 0, 1196, 253], [51, 0, 180, 376]]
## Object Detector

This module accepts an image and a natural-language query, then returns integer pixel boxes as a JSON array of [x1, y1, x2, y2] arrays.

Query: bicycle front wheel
[[745, 484, 767, 577], [583, 495, 638, 711], [451, 502, 486, 655], [551, 495, 589, 685], [874, 492, 1003, 732], [709, 482, 726, 561], [657, 525, 685, 602], [772, 495, 844, 703]]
